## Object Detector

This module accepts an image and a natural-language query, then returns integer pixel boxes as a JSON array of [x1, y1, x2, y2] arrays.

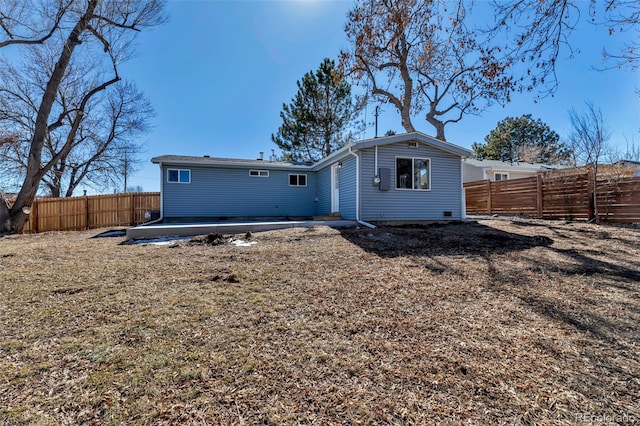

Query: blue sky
[[120, 0, 639, 193]]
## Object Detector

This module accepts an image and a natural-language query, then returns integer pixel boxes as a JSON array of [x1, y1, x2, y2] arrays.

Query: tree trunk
[[0, 195, 10, 234], [400, 110, 415, 133], [426, 112, 446, 141], [4, 0, 98, 234]]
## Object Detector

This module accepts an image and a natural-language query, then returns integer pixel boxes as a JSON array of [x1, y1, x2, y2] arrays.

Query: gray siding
[[162, 165, 316, 218], [359, 143, 463, 221], [338, 156, 357, 220]]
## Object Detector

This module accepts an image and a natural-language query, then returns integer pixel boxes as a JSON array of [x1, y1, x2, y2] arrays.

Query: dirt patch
[[188, 232, 229, 246], [0, 220, 639, 424]]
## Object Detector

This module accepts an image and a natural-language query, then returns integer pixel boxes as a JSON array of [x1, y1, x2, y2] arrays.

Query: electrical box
[[378, 167, 390, 191]]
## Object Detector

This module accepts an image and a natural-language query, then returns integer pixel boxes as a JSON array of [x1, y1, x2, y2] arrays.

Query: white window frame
[[395, 157, 431, 191], [289, 173, 307, 187], [249, 169, 269, 177], [494, 172, 509, 181], [167, 168, 191, 184]]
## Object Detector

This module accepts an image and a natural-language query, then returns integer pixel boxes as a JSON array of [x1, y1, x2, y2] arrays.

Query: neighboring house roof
[[463, 158, 567, 172], [616, 160, 640, 167], [152, 132, 472, 171]]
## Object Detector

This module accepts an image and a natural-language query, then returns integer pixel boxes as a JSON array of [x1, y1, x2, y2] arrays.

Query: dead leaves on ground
[[0, 219, 639, 424]]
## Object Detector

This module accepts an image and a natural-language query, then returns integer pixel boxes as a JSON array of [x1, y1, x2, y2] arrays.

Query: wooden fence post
[[536, 174, 543, 218], [130, 193, 135, 225], [486, 179, 492, 214], [31, 199, 38, 234], [85, 196, 90, 230]]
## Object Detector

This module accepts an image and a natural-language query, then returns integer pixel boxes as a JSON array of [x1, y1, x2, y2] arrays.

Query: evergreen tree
[[472, 114, 570, 164], [272, 58, 359, 162]]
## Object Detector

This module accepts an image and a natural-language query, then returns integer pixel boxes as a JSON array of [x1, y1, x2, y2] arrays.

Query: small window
[[396, 157, 430, 190], [167, 168, 190, 183], [249, 170, 269, 177], [289, 173, 307, 187], [495, 173, 509, 181]]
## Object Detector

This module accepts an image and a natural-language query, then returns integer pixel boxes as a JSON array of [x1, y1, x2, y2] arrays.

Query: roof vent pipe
[[258, 152, 263, 160]]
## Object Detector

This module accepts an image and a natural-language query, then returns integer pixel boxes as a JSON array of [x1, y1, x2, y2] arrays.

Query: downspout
[[374, 145, 378, 175], [144, 160, 165, 225], [349, 147, 376, 229]]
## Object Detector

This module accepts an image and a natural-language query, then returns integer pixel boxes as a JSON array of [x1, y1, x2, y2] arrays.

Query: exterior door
[[331, 163, 340, 213]]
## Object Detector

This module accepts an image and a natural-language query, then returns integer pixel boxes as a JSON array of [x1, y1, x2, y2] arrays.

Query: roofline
[[353, 132, 472, 157], [153, 132, 471, 171], [312, 132, 471, 170], [151, 156, 313, 170], [310, 144, 355, 170]]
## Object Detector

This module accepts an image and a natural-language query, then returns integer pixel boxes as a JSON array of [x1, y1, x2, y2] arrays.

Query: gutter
[[348, 147, 376, 229]]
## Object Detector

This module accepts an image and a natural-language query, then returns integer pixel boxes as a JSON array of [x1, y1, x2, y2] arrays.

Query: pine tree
[[472, 115, 570, 164], [272, 58, 359, 162]]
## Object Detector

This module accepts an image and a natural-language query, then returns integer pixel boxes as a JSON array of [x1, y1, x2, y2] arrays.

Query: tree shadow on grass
[[338, 222, 553, 259], [479, 244, 640, 397]]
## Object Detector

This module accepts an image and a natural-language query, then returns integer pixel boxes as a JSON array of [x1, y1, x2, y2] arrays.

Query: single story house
[[151, 132, 472, 224], [462, 158, 566, 182]]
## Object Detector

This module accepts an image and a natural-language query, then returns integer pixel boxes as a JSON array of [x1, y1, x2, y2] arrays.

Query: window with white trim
[[249, 170, 269, 177], [494, 173, 509, 181], [396, 157, 430, 190], [289, 174, 307, 187], [167, 168, 191, 183]]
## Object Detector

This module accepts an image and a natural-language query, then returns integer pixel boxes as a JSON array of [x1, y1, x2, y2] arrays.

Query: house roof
[[312, 132, 472, 170], [463, 158, 567, 171], [152, 132, 472, 170], [151, 155, 313, 170]]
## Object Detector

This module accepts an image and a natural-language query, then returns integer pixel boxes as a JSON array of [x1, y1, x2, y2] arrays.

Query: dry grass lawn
[[1, 218, 639, 425]]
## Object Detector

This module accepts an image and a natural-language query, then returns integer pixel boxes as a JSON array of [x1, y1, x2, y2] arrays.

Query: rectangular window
[[167, 168, 191, 183], [396, 157, 430, 190], [289, 173, 307, 187], [495, 173, 509, 181], [249, 170, 269, 177]]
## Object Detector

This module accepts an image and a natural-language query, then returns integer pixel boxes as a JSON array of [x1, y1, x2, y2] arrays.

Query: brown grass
[[1, 218, 639, 425]]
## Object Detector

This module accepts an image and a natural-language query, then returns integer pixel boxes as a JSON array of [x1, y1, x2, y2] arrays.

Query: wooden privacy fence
[[16, 192, 160, 233], [464, 168, 640, 223]]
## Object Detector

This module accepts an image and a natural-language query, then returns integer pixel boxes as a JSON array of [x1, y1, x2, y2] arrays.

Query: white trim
[[394, 156, 431, 191], [249, 169, 269, 177], [288, 173, 307, 187], [331, 163, 340, 213], [167, 168, 191, 184], [494, 172, 509, 181]]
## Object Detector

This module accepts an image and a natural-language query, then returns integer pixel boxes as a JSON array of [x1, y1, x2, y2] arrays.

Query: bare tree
[[568, 102, 612, 223], [342, 0, 517, 141], [0, 52, 153, 197], [621, 136, 640, 162], [0, 0, 166, 234], [488, 0, 640, 95], [0, 0, 68, 47]]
